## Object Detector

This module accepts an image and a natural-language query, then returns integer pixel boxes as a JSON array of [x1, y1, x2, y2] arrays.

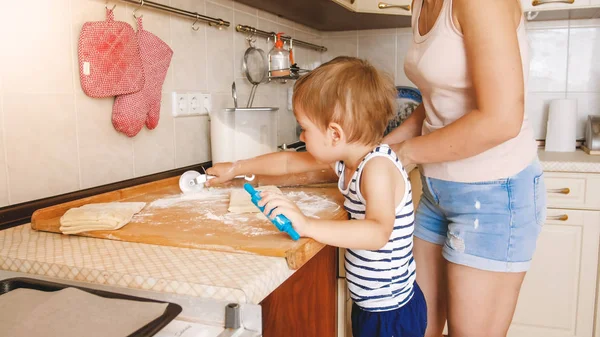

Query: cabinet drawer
[[544, 172, 600, 211]]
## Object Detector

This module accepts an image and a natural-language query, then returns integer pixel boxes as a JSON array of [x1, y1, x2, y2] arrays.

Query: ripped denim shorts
[[414, 159, 546, 272]]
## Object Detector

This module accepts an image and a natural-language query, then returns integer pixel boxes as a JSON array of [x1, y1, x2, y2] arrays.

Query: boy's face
[[295, 110, 341, 164]]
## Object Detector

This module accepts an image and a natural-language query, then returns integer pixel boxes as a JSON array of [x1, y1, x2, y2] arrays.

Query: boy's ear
[[327, 122, 344, 145]]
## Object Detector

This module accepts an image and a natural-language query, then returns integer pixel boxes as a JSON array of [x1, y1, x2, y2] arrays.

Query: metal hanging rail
[[236, 24, 327, 52], [119, 0, 230, 28]]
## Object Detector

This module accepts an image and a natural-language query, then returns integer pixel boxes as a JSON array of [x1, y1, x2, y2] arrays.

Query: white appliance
[[210, 107, 279, 164]]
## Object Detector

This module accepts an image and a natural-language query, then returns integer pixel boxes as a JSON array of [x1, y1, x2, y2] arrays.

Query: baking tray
[[0, 277, 182, 337]]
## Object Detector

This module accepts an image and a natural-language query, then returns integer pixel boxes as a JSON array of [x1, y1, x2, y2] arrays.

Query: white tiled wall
[[322, 18, 600, 141], [0, 0, 321, 205], [322, 28, 414, 87], [527, 18, 600, 140]]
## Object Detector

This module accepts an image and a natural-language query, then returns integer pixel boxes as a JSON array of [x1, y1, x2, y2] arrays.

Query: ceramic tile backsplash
[[358, 32, 397, 81], [527, 28, 569, 92], [76, 94, 135, 189], [3, 94, 80, 204], [0, 0, 73, 94], [0, 0, 320, 204], [567, 27, 600, 92], [322, 28, 414, 87], [527, 18, 600, 140]]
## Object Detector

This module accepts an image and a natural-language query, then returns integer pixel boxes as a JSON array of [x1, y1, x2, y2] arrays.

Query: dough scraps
[[59, 202, 146, 235]]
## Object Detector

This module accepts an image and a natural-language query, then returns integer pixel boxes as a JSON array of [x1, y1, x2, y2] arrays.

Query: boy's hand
[[205, 162, 237, 186], [258, 191, 312, 237]]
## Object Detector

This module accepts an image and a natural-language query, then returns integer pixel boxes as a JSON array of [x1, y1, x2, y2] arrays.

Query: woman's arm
[[206, 151, 331, 185], [395, 0, 525, 166], [382, 103, 426, 145]]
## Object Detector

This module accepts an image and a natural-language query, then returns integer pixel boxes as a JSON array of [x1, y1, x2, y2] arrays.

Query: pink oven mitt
[[112, 16, 173, 137], [78, 8, 145, 98]]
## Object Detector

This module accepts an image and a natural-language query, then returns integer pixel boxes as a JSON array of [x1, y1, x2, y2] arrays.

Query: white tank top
[[336, 144, 417, 312], [404, 0, 537, 182]]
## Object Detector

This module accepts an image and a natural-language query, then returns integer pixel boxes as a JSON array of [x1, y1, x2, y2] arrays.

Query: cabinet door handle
[[547, 187, 570, 195], [378, 2, 411, 11], [532, 0, 575, 6], [547, 214, 569, 221]]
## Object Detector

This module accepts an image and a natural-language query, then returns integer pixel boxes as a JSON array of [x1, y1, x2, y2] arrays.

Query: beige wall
[[0, 0, 321, 205]]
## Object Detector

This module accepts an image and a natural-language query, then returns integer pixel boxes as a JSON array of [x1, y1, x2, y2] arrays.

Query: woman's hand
[[258, 191, 312, 238], [391, 142, 414, 167], [205, 162, 237, 186]]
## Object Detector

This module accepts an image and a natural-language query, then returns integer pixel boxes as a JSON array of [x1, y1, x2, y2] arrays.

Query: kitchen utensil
[[232, 81, 238, 108], [244, 183, 300, 241], [545, 99, 578, 152], [178, 170, 255, 194], [584, 115, 600, 154], [78, 7, 145, 98], [210, 107, 279, 163], [242, 36, 268, 108]]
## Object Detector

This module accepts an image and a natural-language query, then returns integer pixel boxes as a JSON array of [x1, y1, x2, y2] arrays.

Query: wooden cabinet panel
[[261, 245, 337, 337]]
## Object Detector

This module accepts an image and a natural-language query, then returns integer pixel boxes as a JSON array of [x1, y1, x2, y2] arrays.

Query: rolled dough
[[59, 202, 146, 235], [228, 185, 281, 213]]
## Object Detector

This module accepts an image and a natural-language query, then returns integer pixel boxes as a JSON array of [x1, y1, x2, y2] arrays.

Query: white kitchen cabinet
[[332, 0, 412, 15], [508, 170, 600, 337], [521, 0, 591, 11], [508, 209, 600, 337]]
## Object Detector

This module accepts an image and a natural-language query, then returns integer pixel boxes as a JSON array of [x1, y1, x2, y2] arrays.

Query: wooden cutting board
[[30, 175, 346, 270]]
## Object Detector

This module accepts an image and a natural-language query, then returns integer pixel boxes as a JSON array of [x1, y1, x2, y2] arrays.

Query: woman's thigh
[[423, 159, 546, 336]]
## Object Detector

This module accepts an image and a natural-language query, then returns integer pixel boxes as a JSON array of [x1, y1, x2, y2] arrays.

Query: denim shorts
[[414, 159, 547, 272]]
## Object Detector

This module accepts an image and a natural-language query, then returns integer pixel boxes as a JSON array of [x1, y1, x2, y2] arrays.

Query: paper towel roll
[[545, 99, 577, 152]]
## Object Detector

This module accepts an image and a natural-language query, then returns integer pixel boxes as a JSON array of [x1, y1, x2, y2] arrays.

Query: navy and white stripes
[[336, 144, 416, 312]]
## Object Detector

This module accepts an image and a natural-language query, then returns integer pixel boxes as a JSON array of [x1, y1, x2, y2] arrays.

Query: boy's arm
[[206, 151, 332, 186], [261, 157, 404, 250]]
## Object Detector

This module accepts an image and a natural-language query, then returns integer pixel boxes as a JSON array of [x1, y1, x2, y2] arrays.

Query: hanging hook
[[133, 0, 144, 19], [192, 13, 201, 31], [105, 1, 116, 11], [245, 32, 256, 46]]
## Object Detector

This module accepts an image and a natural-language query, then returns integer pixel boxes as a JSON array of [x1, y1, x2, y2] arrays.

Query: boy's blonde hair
[[292, 56, 396, 145]]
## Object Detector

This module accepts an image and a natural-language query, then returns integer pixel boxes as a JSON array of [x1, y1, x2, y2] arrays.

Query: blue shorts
[[351, 283, 427, 337], [414, 159, 546, 272]]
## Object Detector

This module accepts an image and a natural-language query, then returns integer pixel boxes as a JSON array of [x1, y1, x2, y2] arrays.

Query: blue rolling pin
[[243, 183, 300, 241]]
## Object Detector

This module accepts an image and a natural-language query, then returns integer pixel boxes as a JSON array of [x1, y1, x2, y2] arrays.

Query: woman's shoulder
[[452, 0, 523, 33]]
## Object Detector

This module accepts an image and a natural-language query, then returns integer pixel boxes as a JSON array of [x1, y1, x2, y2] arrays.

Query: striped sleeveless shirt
[[335, 144, 417, 312]]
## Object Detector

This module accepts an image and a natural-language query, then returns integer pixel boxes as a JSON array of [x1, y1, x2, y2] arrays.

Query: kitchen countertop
[[539, 149, 600, 173], [0, 223, 294, 305]]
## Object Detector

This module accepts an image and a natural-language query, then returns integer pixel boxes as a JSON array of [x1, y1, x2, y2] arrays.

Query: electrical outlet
[[172, 92, 188, 116], [200, 93, 211, 116], [188, 92, 211, 116]]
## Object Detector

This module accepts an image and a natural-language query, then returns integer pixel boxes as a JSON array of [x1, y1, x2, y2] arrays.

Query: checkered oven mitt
[[112, 16, 173, 137], [78, 8, 145, 98]]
